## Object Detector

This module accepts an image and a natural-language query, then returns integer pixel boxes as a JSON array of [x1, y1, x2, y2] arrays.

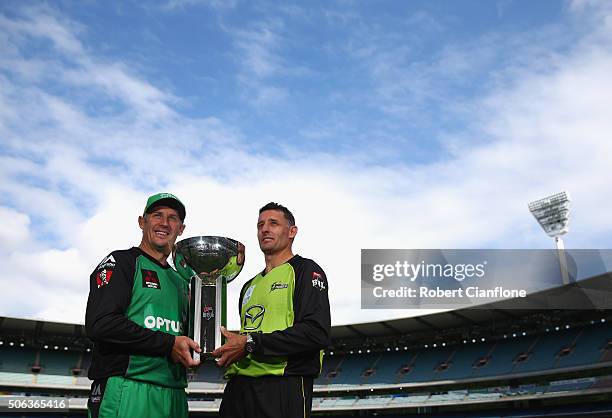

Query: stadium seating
[[331, 352, 378, 384], [355, 396, 392, 407], [0, 346, 37, 373], [363, 351, 415, 384], [512, 328, 580, 373], [3, 322, 610, 387], [314, 352, 343, 385], [545, 378, 594, 393], [390, 394, 431, 404], [555, 322, 612, 368], [311, 322, 612, 387], [38, 350, 81, 375], [397, 346, 454, 383], [434, 341, 494, 380], [472, 335, 536, 377], [428, 391, 466, 403], [35, 374, 77, 386]]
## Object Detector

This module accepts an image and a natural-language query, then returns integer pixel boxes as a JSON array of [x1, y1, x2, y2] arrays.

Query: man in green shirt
[[85, 193, 201, 418], [213, 202, 331, 418]]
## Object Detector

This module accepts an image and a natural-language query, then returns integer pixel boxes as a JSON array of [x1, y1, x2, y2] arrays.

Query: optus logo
[[144, 315, 183, 333]]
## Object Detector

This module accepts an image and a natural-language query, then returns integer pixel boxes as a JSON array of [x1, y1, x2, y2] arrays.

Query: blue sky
[[1, 0, 611, 326]]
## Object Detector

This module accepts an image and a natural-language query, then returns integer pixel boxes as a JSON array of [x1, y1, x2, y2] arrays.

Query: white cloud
[[1, 2, 612, 329], [0, 7, 175, 122], [227, 19, 312, 106], [161, 0, 238, 11], [0, 207, 30, 249], [234, 24, 282, 79]]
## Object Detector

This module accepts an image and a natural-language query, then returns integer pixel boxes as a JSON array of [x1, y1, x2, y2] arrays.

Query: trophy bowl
[[176, 236, 245, 283], [174, 236, 245, 361]]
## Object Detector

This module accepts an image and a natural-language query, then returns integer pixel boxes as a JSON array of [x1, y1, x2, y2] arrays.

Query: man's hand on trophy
[[212, 326, 247, 367], [171, 336, 201, 368]]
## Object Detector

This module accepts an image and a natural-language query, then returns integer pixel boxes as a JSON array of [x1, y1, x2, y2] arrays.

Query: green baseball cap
[[143, 192, 186, 221]]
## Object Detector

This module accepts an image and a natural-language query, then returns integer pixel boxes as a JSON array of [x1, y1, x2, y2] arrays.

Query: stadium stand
[[473, 335, 536, 377], [3, 272, 612, 416], [0, 346, 36, 373], [37, 349, 81, 375]]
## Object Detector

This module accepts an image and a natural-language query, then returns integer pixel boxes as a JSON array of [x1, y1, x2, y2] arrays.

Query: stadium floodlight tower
[[528, 191, 571, 284]]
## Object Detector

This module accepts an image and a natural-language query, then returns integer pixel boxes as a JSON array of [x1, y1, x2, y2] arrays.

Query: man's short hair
[[259, 202, 295, 226]]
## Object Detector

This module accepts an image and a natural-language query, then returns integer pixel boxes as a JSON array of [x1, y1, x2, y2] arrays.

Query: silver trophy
[[174, 236, 245, 361]]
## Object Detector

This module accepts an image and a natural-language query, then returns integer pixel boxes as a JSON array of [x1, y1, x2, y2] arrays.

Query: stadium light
[[528, 191, 571, 238], [9, 342, 14, 346], [528, 191, 571, 284]]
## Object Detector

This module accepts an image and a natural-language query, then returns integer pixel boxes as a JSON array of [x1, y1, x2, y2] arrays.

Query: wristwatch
[[245, 334, 257, 354]]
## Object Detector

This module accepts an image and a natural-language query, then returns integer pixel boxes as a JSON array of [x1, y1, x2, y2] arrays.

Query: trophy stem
[[190, 275, 202, 363], [215, 275, 223, 355], [222, 278, 227, 337]]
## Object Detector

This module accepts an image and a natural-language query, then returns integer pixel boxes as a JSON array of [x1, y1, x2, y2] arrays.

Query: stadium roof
[[0, 315, 87, 340], [331, 270, 612, 342]]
